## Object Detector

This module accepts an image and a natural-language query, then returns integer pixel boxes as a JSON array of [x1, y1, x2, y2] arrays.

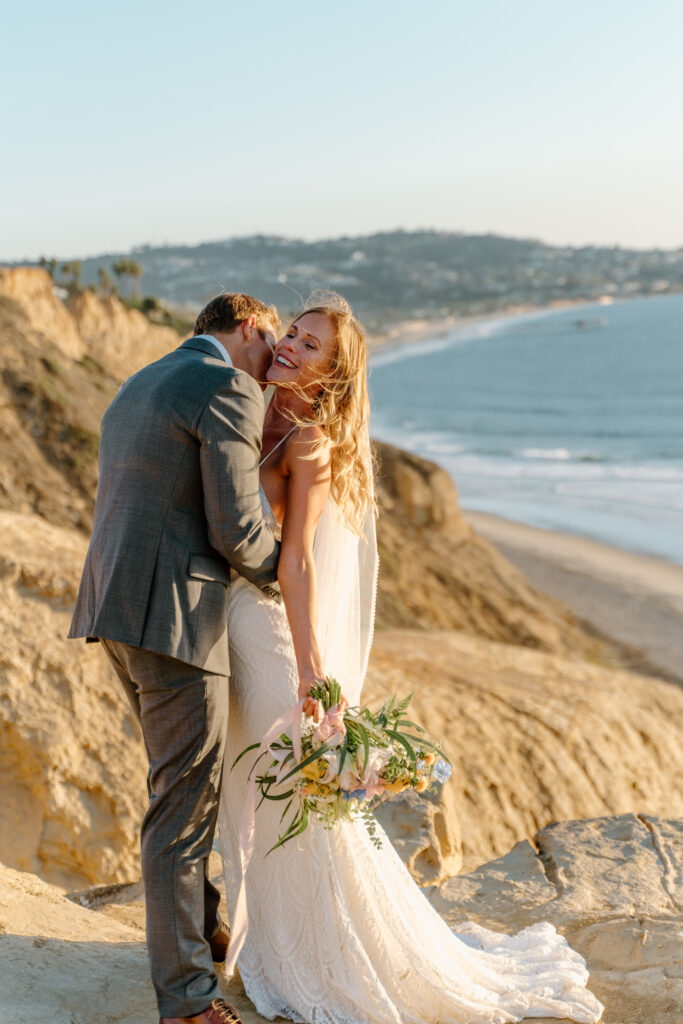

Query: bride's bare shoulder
[[285, 424, 330, 468]]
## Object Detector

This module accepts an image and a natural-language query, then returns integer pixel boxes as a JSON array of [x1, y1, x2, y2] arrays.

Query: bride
[[218, 296, 604, 1024]]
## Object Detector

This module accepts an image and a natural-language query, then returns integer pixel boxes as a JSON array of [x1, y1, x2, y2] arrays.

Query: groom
[[69, 293, 281, 1024]]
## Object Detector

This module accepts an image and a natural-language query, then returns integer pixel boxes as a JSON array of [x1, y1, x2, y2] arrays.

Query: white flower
[[318, 751, 340, 785], [337, 766, 362, 792], [357, 745, 392, 785]]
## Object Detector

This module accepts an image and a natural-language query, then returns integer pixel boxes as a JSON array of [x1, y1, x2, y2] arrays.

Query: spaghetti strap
[[259, 425, 297, 468]]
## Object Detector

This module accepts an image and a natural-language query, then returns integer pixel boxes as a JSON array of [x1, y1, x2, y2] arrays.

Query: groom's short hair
[[194, 293, 279, 339]]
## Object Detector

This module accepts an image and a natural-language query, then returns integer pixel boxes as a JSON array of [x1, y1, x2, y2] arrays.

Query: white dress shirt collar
[[195, 334, 233, 367]]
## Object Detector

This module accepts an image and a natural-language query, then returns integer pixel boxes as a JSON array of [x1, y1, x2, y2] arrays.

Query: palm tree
[[61, 260, 82, 295], [98, 267, 113, 295], [112, 258, 130, 295], [127, 259, 143, 298], [39, 256, 58, 280]]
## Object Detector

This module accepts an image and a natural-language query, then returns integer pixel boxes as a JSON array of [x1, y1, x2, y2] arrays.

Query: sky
[[2, 0, 683, 260]]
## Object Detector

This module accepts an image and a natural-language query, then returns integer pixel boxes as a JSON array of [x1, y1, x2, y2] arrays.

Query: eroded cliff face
[[0, 267, 681, 899], [67, 288, 179, 379], [2, 505, 681, 892], [365, 631, 683, 874], [0, 512, 146, 889], [373, 441, 618, 661], [0, 267, 84, 359], [0, 267, 178, 376]]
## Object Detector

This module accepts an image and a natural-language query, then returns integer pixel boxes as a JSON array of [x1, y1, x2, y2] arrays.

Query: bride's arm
[[278, 427, 331, 714]]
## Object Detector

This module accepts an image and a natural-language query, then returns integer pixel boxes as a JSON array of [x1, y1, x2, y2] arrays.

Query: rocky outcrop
[[365, 630, 683, 874], [0, 511, 146, 889], [1, 265, 681, 905], [373, 441, 620, 662], [0, 267, 84, 359], [0, 268, 180, 531], [1, 814, 680, 1022], [68, 288, 178, 379], [0, 267, 179, 380], [429, 814, 683, 1023], [2, 506, 682, 891], [374, 784, 462, 885], [0, 862, 155, 1023]]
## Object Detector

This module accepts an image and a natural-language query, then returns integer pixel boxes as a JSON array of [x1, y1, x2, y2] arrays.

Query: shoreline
[[366, 296, 611, 354], [464, 509, 683, 687]]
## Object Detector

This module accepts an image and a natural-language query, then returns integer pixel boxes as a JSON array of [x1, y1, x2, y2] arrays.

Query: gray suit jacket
[[68, 337, 280, 675]]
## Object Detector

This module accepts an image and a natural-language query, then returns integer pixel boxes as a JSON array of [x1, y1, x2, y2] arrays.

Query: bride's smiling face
[[266, 312, 337, 392]]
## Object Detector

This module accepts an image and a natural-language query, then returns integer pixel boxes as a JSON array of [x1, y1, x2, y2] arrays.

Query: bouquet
[[233, 677, 452, 853]]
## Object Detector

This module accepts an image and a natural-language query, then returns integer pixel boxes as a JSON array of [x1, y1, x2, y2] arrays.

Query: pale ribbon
[[224, 698, 306, 978]]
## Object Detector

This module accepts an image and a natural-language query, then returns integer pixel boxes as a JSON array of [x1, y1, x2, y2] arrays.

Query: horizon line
[[4, 226, 683, 266]]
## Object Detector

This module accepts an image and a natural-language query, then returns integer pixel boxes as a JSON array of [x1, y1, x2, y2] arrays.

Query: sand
[[465, 510, 683, 686]]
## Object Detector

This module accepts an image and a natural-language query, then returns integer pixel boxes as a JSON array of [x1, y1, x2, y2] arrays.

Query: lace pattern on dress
[[217, 492, 603, 1024]]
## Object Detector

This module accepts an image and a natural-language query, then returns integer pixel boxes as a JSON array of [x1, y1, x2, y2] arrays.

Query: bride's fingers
[[302, 696, 320, 718]]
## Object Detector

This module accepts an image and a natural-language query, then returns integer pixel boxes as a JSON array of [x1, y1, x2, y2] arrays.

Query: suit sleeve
[[197, 370, 280, 586]]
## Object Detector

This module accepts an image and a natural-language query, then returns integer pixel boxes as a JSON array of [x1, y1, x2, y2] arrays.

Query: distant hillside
[[22, 230, 683, 332]]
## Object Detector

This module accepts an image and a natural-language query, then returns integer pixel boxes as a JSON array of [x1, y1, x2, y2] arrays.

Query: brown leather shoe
[[160, 998, 242, 1023], [208, 918, 230, 963]]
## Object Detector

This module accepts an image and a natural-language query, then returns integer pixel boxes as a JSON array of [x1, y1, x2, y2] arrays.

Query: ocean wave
[[431, 452, 683, 485], [517, 447, 572, 460], [516, 447, 607, 463]]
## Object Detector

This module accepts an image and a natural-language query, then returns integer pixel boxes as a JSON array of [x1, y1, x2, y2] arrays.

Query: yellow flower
[[301, 758, 327, 781], [383, 778, 408, 794], [415, 778, 429, 793], [422, 752, 436, 766]]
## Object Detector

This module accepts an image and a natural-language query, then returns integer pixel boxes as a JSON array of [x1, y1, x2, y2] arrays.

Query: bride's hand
[[300, 689, 349, 720], [301, 693, 322, 719]]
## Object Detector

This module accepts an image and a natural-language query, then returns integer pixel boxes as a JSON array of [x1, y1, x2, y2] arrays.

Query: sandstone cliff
[[1, 266, 681, 906], [0, 268, 179, 531], [67, 286, 179, 379], [374, 442, 617, 660], [366, 631, 683, 875], [2, 506, 681, 892], [0, 512, 146, 889]]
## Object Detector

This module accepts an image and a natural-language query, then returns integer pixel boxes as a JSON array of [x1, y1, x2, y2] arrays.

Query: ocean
[[369, 294, 683, 565]]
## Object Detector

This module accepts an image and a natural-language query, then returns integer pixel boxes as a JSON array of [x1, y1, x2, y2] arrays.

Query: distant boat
[[507, 315, 608, 336]]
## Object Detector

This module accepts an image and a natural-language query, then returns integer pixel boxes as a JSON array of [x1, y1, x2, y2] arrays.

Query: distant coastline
[[366, 295, 612, 354], [369, 292, 683, 571]]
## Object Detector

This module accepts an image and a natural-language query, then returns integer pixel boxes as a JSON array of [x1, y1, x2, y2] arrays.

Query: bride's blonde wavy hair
[[281, 292, 375, 534]]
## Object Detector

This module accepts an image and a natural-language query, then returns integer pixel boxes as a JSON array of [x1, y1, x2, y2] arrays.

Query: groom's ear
[[241, 315, 257, 342]]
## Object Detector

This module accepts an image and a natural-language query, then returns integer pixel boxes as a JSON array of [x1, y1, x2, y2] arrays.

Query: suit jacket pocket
[[188, 554, 231, 585]]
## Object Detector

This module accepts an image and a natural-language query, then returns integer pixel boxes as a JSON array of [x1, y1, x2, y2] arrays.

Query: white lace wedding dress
[[218, 487, 604, 1024]]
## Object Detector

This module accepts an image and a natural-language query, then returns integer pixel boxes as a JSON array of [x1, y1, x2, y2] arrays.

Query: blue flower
[[433, 759, 452, 784], [341, 789, 366, 802]]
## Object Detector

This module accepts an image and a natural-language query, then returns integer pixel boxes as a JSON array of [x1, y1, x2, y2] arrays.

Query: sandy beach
[[366, 297, 604, 352], [465, 509, 683, 686]]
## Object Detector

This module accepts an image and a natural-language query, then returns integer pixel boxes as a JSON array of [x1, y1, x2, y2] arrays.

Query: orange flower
[[383, 778, 408, 794]]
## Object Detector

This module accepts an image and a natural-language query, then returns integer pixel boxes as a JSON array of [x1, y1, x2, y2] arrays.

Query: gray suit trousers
[[102, 639, 228, 1017]]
